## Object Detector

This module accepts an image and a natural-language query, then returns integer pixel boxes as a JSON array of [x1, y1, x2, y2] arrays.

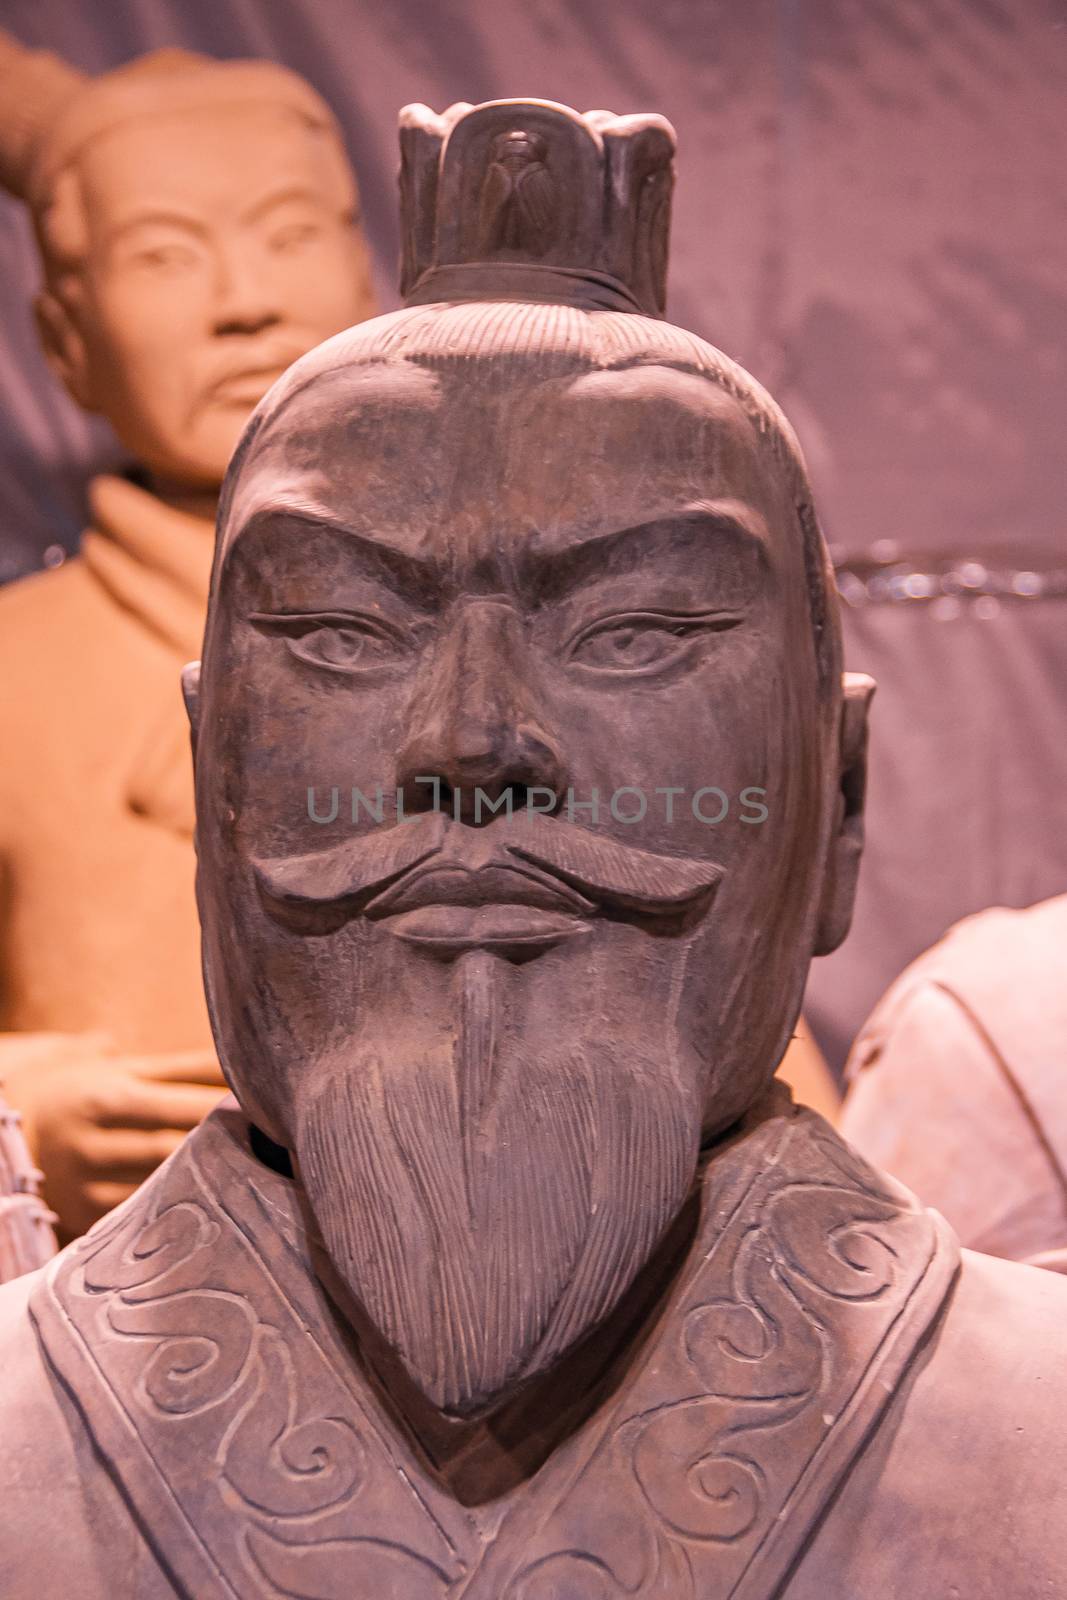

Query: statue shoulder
[[0, 554, 94, 636], [0, 1257, 177, 1598], [920, 1246, 1067, 1432], [0, 554, 155, 788], [841, 897, 1067, 1262], [0, 1264, 96, 1584], [0, 557, 100, 729], [847, 895, 1067, 1079], [787, 1248, 1067, 1598]]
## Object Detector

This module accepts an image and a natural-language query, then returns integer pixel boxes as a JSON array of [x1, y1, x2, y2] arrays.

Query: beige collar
[[81, 474, 214, 661]]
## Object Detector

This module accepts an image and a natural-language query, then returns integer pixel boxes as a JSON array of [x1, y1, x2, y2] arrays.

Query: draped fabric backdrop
[[1, 0, 1065, 1067]]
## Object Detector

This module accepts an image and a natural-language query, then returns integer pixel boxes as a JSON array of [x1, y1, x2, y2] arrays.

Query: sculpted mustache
[[253, 810, 724, 918]]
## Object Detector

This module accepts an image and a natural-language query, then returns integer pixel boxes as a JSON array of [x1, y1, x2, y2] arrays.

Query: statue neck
[[144, 475, 220, 525]]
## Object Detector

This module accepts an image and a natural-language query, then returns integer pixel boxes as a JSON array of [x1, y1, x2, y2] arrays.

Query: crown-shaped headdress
[[398, 99, 676, 318]]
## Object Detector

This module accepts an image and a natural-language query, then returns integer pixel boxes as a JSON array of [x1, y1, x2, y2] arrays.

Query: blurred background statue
[[841, 892, 1067, 1274], [0, 32, 376, 1239], [0, 1081, 56, 1283]]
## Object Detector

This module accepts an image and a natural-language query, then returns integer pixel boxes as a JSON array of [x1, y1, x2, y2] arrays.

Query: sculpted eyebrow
[[236, 509, 441, 604], [521, 509, 767, 605], [241, 185, 327, 225], [106, 210, 209, 246]]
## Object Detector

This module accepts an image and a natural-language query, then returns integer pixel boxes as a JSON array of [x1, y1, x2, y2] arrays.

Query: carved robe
[[1, 1096, 1065, 1598], [0, 474, 213, 1052]]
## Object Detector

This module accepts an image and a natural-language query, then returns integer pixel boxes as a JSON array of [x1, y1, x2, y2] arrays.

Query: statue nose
[[395, 600, 567, 821]]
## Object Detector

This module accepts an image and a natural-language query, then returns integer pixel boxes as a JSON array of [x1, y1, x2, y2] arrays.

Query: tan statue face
[[193, 336, 851, 1417], [46, 103, 373, 486]]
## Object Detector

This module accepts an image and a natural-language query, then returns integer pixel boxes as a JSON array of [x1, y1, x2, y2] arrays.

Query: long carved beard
[[294, 951, 700, 1416]]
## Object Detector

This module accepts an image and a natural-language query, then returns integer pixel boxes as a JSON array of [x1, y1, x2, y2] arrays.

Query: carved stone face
[[194, 322, 844, 1417], [48, 103, 373, 487]]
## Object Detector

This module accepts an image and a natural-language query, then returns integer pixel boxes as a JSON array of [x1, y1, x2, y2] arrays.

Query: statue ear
[[813, 672, 875, 956], [181, 662, 201, 770], [34, 289, 95, 411]]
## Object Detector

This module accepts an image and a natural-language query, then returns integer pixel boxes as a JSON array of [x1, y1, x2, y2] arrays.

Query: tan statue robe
[[841, 894, 1067, 1271], [0, 1093, 1065, 1598], [0, 475, 211, 1052]]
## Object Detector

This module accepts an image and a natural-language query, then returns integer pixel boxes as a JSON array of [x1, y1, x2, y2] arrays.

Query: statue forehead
[[75, 102, 339, 217], [226, 352, 782, 555]]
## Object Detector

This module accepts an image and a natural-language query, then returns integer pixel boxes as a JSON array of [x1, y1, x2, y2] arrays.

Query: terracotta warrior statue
[[0, 34, 376, 1240], [842, 892, 1067, 1273], [2, 98, 1061, 1597]]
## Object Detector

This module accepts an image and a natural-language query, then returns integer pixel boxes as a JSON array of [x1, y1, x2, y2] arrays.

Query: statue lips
[[363, 860, 597, 959], [253, 810, 724, 960], [209, 365, 292, 407], [207, 347, 308, 407]]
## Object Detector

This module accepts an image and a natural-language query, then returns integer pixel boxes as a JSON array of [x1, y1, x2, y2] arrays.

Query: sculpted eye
[[567, 611, 740, 675], [132, 243, 200, 272], [269, 221, 323, 253], [249, 612, 407, 674]]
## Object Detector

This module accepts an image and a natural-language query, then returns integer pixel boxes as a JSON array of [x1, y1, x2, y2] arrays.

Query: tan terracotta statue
[[0, 34, 376, 1239], [2, 97, 1057, 1597], [842, 893, 1067, 1272]]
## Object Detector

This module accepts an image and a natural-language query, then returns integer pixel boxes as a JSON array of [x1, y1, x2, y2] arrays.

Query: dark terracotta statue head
[[185, 100, 872, 1420]]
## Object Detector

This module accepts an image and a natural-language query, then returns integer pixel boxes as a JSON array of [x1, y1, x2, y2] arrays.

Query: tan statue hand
[[0, 1033, 226, 1239]]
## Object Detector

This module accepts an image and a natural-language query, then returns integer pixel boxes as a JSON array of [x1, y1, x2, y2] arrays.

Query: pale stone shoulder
[[916, 893, 1067, 974], [841, 893, 1067, 1261], [788, 1249, 1067, 1598], [0, 1262, 176, 1599], [847, 892, 1067, 1073]]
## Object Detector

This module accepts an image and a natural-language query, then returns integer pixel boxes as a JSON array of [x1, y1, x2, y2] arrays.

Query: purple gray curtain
[[2, 0, 1065, 1066]]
